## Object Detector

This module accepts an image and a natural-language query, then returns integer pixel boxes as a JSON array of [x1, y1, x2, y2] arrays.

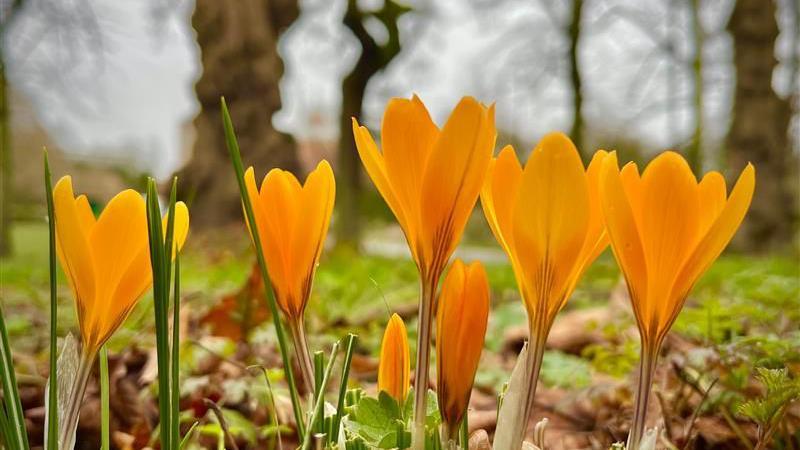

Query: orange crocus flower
[[54, 176, 189, 355], [436, 259, 489, 440], [378, 313, 410, 403], [599, 151, 755, 448], [352, 95, 495, 281], [353, 95, 495, 440], [54, 176, 189, 449], [480, 133, 608, 448], [243, 160, 335, 390]]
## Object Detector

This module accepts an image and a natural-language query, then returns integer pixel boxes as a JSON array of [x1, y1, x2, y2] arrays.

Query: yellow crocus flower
[[54, 175, 189, 449], [353, 95, 495, 441], [378, 313, 410, 403], [54, 176, 189, 355], [436, 259, 489, 441], [479, 133, 608, 447], [599, 151, 755, 449], [243, 160, 335, 390]]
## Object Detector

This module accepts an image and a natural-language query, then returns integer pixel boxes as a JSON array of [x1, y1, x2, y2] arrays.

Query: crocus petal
[[259, 169, 303, 315], [244, 167, 270, 246], [378, 313, 410, 403], [290, 160, 335, 314], [436, 260, 489, 428], [54, 176, 96, 334], [670, 164, 755, 316], [565, 150, 610, 294], [419, 97, 495, 275], [480, 145, 522, 257], [512, 132, 590, 320], [381, 95, 438, 232], [75, 195, 96, 230], [599, 153, 648, 330], [86, 189, 147, 349], [352, 119, 410, 247], [638, 152, 701, 333], [697, 171, 727, 235]]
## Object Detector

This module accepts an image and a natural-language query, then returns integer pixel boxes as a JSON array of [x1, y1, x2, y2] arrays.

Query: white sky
[[4, 0, 797, 179]]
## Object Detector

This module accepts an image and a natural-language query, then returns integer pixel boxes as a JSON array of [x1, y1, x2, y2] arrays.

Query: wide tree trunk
[[179, 0, 300, 227], [726, 0, 797, 251]]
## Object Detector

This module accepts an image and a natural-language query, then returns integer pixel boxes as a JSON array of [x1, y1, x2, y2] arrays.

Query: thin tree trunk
[[0, 56, 11, 257], [336, 52, 376, 249], [727, 0, 797, 251], [336, 0, 407, 249], [686, 0, 703, 173], [178, 0, 300, 227], [567, 0, 584, 158]]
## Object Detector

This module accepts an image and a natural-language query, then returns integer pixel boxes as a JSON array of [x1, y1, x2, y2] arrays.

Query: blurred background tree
[[727, 0, 797, 251], [336, 0, 410, 248], [1, 0, 797, 254], [178, 0, 300, 227]]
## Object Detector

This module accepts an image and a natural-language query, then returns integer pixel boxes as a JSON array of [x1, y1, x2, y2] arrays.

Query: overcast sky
[[4, 0, 797, 179]]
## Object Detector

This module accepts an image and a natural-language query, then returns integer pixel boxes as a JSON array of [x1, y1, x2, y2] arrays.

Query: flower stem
[[627, 342, 659, 450], [289, 317, 315, 397], [59, 349, 95, 450], [513, 329, 548, 450], [412, 277, 436, 450]]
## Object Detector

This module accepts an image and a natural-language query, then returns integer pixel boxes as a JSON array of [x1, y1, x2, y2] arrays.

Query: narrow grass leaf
[[179, 421, 199, 449], [331, 334, 357, 443], [171, 253, 181, 450], [44, 150, 58, 450], [0, 302, 29, 450], [221, 96, 304, 435], [99, 346, 110, 450], [146, 179, 173, 450], [301, 341, 340, 450]]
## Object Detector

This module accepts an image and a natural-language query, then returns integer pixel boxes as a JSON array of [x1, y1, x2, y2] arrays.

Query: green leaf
[[349, 395, 401, 444], [44, 149, 58, 450], [99, 346, 110, 450], [221, 97, 305, 435]]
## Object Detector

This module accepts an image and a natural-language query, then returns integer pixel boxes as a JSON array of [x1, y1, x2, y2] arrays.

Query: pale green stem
[[289, 317, 315, 398], [627, 342, 659, 450], [59, 349, 95, 450], [412, 277, 437, 450], [512, 328, 548, 450]]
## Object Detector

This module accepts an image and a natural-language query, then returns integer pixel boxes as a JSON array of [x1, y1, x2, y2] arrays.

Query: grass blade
[[331, 334, 356, 443], [248, 365, 284, 450], [0, 302, 28, 450], [301, 341, 340, 450], [146, 179, 173, 450], [179, 421, 198, 449], [221, 96, 304, 435], [44, 150, 58, 450], [313, 351, 324, 434], [99, 346, 110, 450], [171, 253, 181, 450]]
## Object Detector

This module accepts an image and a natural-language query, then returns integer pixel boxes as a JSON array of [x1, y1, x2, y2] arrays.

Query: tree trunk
[[567, 0, 584, 159], [727, 0, 797, 251], [1, 55, 12, 256], [179, 0, 300, 227], [336, 0, 407, 249], [686, 0, 703, 173], [336, 65, 374, 249]]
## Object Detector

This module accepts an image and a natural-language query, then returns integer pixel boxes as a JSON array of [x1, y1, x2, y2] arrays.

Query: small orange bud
[[378, 313, 410, 403], [436, 259, 490, 432]]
